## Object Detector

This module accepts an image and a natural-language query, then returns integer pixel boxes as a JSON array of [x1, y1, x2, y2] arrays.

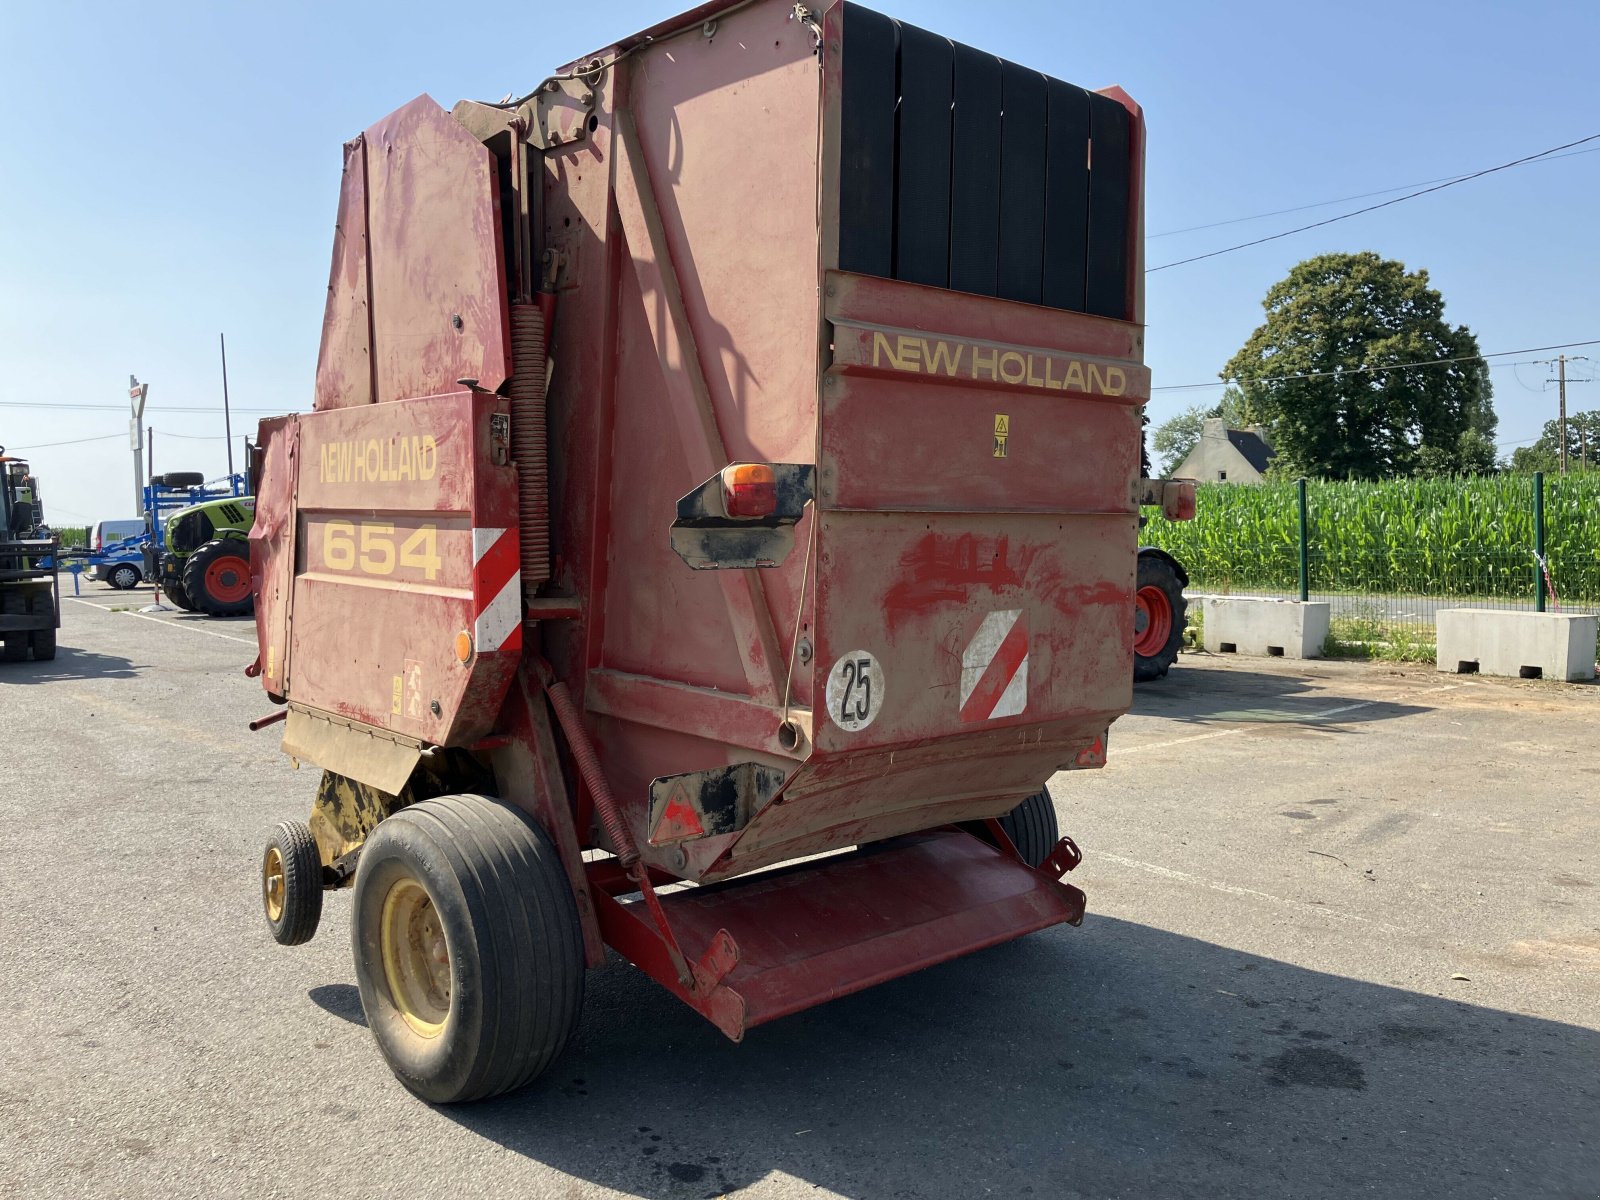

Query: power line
[[1147, 132, 1600, 272], [1150, 338, 1600, 393], [5, 433, 127, 451], [1148, 146, 1600, 240], [0, 400, 286, 414]]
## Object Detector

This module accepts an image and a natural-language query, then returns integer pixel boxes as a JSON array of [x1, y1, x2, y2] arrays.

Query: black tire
[[351, 794, 584, 1104], [154, 471, 205, 487], [0, 639, 25, 663], [997, 788, 1060, 869], [29, 627, 56, 661], [108, 563, 141, 590], [182, 538, 253, 617], [1133, 552, 1188, 683], [263, 820, 323, 946], [164, 577, 195, 611]]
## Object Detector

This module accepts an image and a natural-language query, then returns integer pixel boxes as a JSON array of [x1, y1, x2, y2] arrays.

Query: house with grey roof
[[1171, 418, 1277, 483]]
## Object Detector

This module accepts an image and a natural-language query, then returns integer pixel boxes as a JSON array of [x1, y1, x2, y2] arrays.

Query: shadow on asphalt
[[309, 983, 367, 1027], [1130, 660, 1432, 729], [0, 645, 141, 684], [415, 917, 1596, 1199]]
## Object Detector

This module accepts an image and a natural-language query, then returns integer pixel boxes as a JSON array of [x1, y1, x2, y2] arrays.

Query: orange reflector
[[454, 631, 474, 663], [721, 462, 778, 518]]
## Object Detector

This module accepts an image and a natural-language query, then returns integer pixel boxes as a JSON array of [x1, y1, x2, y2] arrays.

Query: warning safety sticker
[[960, 609, 1028, 722]]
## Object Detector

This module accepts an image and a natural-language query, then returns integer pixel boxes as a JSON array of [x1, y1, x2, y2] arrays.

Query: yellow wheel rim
[[262, 845, 286, 923], [380, 877, 451, 1038]]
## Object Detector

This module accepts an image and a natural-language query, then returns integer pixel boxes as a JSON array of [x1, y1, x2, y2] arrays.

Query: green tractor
[[147, 494, 256, 616], [0, 447, 59, 662]]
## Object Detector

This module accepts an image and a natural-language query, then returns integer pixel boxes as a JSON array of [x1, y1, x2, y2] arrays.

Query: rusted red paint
[[884, 533, 1037, 620]]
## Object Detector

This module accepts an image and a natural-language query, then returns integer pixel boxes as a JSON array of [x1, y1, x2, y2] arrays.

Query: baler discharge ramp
[[250, 0, 1147, 1103], [593, 830, 1085, 1042]]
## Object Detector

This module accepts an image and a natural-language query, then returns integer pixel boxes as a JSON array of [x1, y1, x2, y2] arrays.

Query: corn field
[[1142, 476, 1600, 606]]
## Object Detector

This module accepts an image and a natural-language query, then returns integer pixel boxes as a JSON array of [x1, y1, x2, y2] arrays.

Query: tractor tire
[[997, 788, 1060, 869], [0, 639, 25, 663], [351, 794, 585, 1104], [108, 563, 142, 590], [154, 471, 205, 488], [164, 577, 195, 611], [1134, 553, 1188, 683], [262, 820, 323, 946], [183, 538, 253, 617]]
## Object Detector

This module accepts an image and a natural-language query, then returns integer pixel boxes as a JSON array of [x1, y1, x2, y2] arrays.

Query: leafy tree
[[1507, 410, 1600, 473], [1150, 387, 1253, 476], [1223, 252, 1496, 479]]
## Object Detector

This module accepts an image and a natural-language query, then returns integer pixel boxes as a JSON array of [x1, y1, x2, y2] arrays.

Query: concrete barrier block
[[1201, 597, 1330, 660], [1436, 609, 1597, 682]]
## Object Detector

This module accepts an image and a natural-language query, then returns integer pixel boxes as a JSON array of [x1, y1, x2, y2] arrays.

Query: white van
[[92, 519, 145, 551]]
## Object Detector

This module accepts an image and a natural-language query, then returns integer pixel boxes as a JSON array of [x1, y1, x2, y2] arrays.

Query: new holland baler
[[250, 0, 1156, 1103]]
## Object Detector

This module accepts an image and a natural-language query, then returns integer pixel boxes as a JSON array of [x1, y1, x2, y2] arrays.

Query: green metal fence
[[1143, 474, 1600, 655]]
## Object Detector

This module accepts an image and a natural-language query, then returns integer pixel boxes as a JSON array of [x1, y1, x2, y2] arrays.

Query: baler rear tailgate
[[695, 275, 1141, 880], [811, 272, 1143, 755]]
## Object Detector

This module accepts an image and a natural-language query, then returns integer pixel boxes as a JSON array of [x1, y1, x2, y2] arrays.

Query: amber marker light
[[721, 463, 778, 518]]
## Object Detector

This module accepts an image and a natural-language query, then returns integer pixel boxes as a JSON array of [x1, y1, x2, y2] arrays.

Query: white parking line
[[1116, 685, 1464, 757], [66, 596, 257, 646], [1094, 850, 1413, 935]]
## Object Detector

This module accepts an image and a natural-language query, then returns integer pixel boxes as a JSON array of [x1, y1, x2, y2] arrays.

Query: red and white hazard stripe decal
[[472, 527, 522, 654], [960, 609, 1028, 722]]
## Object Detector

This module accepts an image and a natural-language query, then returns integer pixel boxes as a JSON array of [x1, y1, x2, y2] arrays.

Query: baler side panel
[[596, 9, 822, 703], [367, 97, 510, 406], [279, 392, 521, 749], [250, 416, 299, 695], [313, 137, 373, 412], [531, 1, 828, 883]]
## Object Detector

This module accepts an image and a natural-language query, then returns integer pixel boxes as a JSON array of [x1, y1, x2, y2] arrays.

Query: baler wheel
[[183, 538, 254, 617], [1134, 553, 1188, 682], [997, 788, 1060, 869], [262, 820, 323, 946], [350, 794, 584, 1104]]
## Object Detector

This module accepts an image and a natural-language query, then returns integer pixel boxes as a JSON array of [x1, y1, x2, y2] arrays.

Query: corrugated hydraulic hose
[[508, 305, 550, 595]]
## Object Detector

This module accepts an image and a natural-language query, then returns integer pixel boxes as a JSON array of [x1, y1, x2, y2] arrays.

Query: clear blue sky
[[3, 1, 1596, 524]]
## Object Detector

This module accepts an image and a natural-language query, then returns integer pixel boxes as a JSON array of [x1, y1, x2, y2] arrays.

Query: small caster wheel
[[262, 820, 324, 946]]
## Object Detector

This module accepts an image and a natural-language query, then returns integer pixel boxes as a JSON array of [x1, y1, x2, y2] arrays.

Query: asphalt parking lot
[[3, 587, 1597, 1200]]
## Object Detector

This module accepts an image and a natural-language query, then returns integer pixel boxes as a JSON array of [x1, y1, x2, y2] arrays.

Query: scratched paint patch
[[825, 650, 883, 733], [960, 609, 1028, 722]]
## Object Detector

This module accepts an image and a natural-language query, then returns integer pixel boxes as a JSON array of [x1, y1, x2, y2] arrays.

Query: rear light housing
[[1162, 481, 1197, 522], [721, 463, 777, 518]]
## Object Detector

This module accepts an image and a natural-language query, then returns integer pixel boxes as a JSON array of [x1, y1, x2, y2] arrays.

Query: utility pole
[[1538, 355, 1592, 474], [129, 375, 149, 515], [1558, 355, 1568, 475], [219, 333, 235, 477]]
